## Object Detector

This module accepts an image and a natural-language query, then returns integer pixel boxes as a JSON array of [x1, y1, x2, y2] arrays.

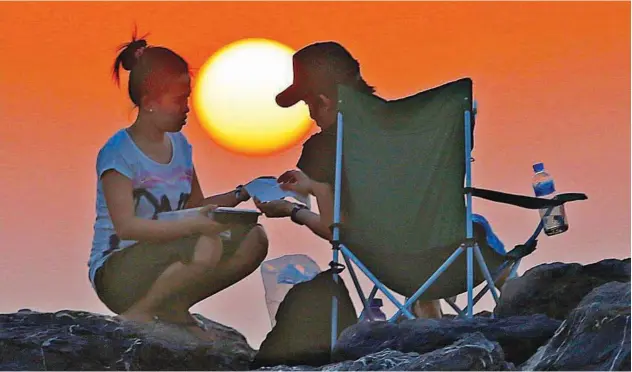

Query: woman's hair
[[112, 32, 190, 107]]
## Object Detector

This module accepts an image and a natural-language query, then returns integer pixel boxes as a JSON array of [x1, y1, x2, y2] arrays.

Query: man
[[254, 41, 444, 318]]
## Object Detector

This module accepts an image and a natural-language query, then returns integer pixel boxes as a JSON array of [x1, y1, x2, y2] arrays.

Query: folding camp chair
[[327, 78, 587, 347]]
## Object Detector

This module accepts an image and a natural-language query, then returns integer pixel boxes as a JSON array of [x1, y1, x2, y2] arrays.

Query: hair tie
[[134, 46, 146, 60]]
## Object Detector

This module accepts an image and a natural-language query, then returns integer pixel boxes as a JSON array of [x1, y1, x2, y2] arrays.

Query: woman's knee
[[249, 224, 269, 250], [192, 234, 224, 270], [237, 224, 269, 262]]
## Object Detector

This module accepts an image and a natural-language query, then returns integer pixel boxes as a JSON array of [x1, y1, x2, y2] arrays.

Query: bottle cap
[[533, 162, 544, 173], [370, 298, 383, 307]]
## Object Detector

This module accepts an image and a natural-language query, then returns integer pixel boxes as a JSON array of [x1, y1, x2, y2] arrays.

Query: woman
[[88, 35, 269, 340]]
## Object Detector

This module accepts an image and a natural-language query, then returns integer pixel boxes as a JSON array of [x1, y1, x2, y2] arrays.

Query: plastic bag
[[260, 254, 321, 327]]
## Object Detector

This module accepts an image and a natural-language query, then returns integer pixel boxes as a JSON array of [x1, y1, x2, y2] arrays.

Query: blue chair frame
[[328, 100, 549, 348]]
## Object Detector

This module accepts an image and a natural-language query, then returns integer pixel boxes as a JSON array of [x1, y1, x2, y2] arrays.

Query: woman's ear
[[140, 95, 152, 112], [140, 94, 160, 113]]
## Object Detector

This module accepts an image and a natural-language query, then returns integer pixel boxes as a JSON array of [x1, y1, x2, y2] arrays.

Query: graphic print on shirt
[[105, 166, 193, 255]]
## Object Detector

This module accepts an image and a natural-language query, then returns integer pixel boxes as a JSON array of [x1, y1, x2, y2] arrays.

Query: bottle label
[[534, 180, 556, 197]]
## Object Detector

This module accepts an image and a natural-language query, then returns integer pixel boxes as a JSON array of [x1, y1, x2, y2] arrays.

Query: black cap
[[276, 41, 360, 108]]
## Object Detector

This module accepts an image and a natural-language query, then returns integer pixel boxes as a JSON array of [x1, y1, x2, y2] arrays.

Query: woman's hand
[[235, 186, 250, 203], [254, 198, 295, 218], [277, 170, 314, 196], [191, 204, 230, 236]]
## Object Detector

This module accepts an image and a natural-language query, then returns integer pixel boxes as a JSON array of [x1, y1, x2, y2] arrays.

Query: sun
[[193, 39, 311, 156]]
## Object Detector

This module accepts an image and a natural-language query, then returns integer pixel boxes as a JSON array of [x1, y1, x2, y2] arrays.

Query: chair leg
[[331, 248, 340, 351], [392, 245, 466, 321], [473, 244, 500, 309], [444, 297, 465, 317], [472, 260, 515, 306], [342, 253, 373, 321], [466, 245, 474, 317], [340, 244, 416, 320]]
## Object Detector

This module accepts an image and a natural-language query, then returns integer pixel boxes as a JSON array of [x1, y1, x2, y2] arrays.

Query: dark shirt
[[296, 126, 338, 186]]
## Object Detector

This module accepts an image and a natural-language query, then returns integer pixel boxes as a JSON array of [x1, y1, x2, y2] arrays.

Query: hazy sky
[[0, 2, 629, 348]]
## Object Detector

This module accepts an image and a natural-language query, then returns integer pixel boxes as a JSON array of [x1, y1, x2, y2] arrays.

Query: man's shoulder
[[301, 129, 336, 152], [297, 129, 337, 184]]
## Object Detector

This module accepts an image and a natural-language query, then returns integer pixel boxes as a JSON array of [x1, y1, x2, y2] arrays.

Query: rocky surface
[[1, 258, 630, 371], [494, 258, 630, 320], [521, 281, 631, 371], [0, 310, 254, 370], [260, 333, 515, 371], [331, 314, 560, 366]]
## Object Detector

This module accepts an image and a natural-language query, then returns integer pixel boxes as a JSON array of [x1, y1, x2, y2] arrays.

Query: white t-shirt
[[88, 128, 194, 288]]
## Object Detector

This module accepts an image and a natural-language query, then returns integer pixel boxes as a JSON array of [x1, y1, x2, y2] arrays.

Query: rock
[[332, 314, 561, 366], [521, 281, 631, 371], [0, 309, 255, 370], [494, 258, 630, 320], [260, 333, 515, 371]]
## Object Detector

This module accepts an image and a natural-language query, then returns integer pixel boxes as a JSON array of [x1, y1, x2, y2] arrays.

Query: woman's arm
[[185, 166, 243, 209], [102, 170, 212, 242]]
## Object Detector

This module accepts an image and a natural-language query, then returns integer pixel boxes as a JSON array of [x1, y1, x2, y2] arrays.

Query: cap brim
[[275, 84, 305, 108]]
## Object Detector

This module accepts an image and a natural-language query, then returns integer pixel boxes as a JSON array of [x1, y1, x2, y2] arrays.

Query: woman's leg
[[119, 233, 225, 324], [159, 224, 269, 317], [121, 225, 268, 330]]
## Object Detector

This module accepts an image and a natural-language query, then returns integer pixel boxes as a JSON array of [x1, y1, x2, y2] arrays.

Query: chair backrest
[[336, 78, 476, 295]]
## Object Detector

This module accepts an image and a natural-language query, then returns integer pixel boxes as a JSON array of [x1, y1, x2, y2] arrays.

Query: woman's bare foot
[[183, 323, 218, 342], [116, 310, 157, 324], [153, 310, 218, 342]]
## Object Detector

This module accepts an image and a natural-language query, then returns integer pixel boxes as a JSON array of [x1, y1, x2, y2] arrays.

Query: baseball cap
[[276, 41, 361, 108]]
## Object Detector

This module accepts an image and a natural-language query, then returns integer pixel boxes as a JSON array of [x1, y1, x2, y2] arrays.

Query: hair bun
[[121, 39, 148, 71]]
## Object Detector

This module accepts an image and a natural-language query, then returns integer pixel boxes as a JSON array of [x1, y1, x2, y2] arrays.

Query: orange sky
[[0, 2, 629, 348]]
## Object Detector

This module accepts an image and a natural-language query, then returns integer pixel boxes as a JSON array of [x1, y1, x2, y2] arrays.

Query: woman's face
[[145, 73, 191, 133]]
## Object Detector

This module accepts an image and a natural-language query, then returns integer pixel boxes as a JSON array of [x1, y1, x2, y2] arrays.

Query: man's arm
[[293, 180, 339, 241], [294, 209, 333, 241]]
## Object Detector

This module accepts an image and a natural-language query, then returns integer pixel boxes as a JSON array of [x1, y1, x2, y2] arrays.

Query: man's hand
[[254, 198, 295, 218], [277, 170, 314, 196]]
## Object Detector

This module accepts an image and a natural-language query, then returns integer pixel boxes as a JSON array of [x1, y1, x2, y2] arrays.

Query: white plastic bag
[[260, 254, 321, 327]]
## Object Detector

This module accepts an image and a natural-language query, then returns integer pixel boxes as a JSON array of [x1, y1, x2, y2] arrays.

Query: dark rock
[[521, 281, 631, 371], [332, 314, 561, 366], [401, 332, 515, 371], [494, 258, 630, 320], [260, 333, 515, 371], [0, 309, 255, 370]]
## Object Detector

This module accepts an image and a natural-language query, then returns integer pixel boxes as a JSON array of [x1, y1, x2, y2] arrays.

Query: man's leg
[[412, 299, 443, 319], [410, 263, 514, 319]]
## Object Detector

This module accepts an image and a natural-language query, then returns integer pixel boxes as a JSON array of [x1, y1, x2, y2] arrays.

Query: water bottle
[[532, 162, 569, 236], [360, 298, 387, 322]]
